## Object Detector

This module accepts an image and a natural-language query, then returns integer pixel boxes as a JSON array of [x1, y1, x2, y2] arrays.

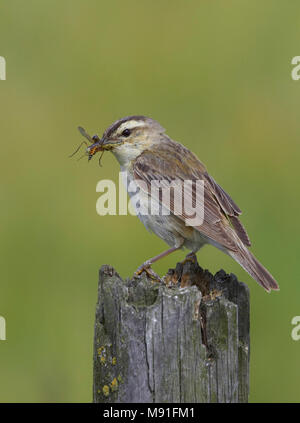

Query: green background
[[0, 0, 299, 402]]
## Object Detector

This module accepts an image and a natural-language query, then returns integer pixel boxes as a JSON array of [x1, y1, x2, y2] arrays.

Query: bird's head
[[87, 116, 165, 166]]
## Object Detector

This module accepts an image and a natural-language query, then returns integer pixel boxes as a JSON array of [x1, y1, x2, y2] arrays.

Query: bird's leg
[[135, 244, 183, 280]]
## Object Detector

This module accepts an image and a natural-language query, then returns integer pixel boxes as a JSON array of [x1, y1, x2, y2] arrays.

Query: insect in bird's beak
[[69, 126, 105, 166]]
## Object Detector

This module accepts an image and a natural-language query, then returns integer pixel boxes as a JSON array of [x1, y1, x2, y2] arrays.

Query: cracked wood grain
[[93, 255, 250, 403]]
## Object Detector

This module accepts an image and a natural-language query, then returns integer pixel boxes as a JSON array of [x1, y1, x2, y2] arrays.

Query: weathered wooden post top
[[93, 254, 250, 403]]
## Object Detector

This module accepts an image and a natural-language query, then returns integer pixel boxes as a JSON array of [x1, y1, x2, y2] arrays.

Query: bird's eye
[[122, 129, 131, 137]]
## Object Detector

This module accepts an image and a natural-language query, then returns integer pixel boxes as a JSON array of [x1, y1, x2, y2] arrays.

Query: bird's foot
[[134, 262, 161, 282]]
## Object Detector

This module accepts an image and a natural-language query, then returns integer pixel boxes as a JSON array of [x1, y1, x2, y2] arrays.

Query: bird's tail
[[228, 244, 279, 292]]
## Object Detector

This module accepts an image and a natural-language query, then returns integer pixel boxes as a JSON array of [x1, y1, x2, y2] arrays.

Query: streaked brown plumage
[[87, 115, 279, 292]]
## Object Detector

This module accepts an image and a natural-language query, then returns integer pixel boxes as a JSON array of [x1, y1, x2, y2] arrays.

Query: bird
[[86, 115, 279, 292]]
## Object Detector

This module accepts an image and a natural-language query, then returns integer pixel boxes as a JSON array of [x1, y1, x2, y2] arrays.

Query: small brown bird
[[86, 115, 279, 292]]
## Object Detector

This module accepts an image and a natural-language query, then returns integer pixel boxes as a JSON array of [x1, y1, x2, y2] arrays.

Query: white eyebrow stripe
[[117, 120, 145, 133]]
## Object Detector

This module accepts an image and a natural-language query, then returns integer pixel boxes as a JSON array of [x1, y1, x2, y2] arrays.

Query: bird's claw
[[134, 263, 161, 282]]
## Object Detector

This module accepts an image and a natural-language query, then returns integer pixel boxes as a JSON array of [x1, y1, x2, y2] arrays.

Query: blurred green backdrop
[[0, 0, 299, 402]]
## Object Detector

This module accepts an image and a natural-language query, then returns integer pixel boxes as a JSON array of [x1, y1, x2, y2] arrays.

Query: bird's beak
[[86, 137, 122, 160], [101, 137, 123, 149]]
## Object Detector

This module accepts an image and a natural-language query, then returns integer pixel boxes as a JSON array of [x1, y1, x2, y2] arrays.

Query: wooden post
[[93, 254, 250, 403]]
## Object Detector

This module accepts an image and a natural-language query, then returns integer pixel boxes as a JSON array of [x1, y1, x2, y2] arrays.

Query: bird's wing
[[205, 173, 251, 246], [132, 140, 250, 251]]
